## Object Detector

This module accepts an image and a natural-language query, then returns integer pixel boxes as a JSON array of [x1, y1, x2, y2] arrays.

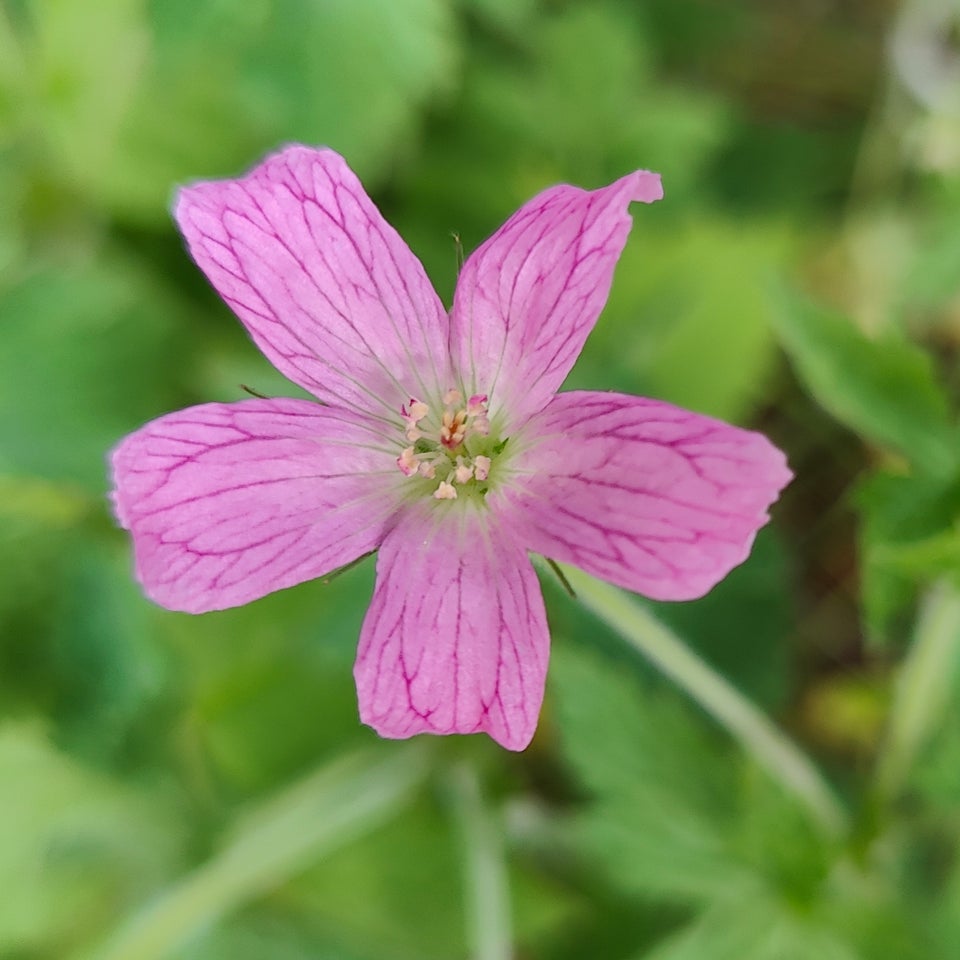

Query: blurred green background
[[4, 0, 960, 957]]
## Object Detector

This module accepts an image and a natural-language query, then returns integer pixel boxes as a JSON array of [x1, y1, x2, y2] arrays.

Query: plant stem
[[449, 763, 513, 960], [876, 579, 960, 801], [88, 744, 431, 960], [548, 561, 848, 838]]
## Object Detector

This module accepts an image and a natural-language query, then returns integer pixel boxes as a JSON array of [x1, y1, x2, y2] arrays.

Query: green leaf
[[393, 1, 730, 306], [911, 690, 960, 809], [284, 795, 468, 960], [816, 863, 939, 960], [648, 529, 792, 711], [476, 3, 728, 193], [287, 787, 575, 960], [0, 477, 97, 712], [0, 723, 182, 953], [857, 470, 960, 638], [457, 0, 539, 38], [550, 642, 746, 903], [629, 223, 788, 421], [547, 564, 847, 838], [774, 291, 956, 476], [550, 638, 842, 918], [876, 582, 960, 802], [46, 539, 171, 765], [0, 474, 90, 610], [0, 261, 185, 491], [91, 745, 431, 960], [569, 220, 788, 423], [903, 188, 960, 313], [159, 560, 377, 792], [96, 0, 459, 222], [638, 889, 860, 960], [175, 915, 365, 960], [23, 0, 148, 197], [0, 151, 29, 276], [0, 5, 26, 135]]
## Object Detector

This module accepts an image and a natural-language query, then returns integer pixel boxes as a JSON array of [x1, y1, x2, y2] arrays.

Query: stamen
[[440, 410, 468, 448], [402, 398, 430, 441], [467, 394, 487, 416], [408, 399, 429, 420], [467, 394, 490, 435], [434, 480, 457, 500], [474, 455, 491, 481], [397, 446, 418, 477], [396, 387, 499, 499]]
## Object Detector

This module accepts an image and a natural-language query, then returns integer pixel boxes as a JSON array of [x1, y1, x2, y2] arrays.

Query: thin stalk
[[449, 763, 513, 960], [89, 744, 431, 960], [875, 579, 960, 801], [548, 561, 848, 838]]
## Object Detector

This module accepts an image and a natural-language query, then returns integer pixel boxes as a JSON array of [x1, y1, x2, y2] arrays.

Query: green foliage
[[649, 530, 792, 710], [550, 642, 946, 960], [4, 0, 457, 223], [857, 470, 960, 638], [774, 287, 960, 640], [161, 562, 375, 791], [774, 291, 956, 477], [0, 723, 183, 955], [0, 262, 185, 490], [3, 0, 960, 956], [551, 643, 747, 905], [584, 221, 791, 423]]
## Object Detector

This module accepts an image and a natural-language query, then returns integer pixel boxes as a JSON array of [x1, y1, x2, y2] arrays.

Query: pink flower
[[111, 146, 791, 751]]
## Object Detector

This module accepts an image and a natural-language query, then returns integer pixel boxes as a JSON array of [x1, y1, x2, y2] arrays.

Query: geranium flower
[[111, 146, 791, 750]]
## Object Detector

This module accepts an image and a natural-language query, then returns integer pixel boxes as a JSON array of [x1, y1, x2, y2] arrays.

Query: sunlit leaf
[[23, 0, 148, 196], [100, 0, 459, 221], [546, 217, 788, 423]]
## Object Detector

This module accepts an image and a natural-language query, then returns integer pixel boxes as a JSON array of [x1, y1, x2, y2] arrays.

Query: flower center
[[395, 389, 504, 501]]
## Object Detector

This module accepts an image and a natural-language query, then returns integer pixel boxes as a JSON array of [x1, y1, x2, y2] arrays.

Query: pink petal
[[499, 391, 792, 601], [354, 504, 550, 751], [450, 170, 662, 429], [111, 399, 401, 613], [175, 146, 451, 418]]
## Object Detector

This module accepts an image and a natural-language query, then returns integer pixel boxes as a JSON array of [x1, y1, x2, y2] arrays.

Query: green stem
[[88, 744, 431, 960], [548, 562, 848, 838], [875, 579, 960, 801], [449, 763, 513, 960]]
